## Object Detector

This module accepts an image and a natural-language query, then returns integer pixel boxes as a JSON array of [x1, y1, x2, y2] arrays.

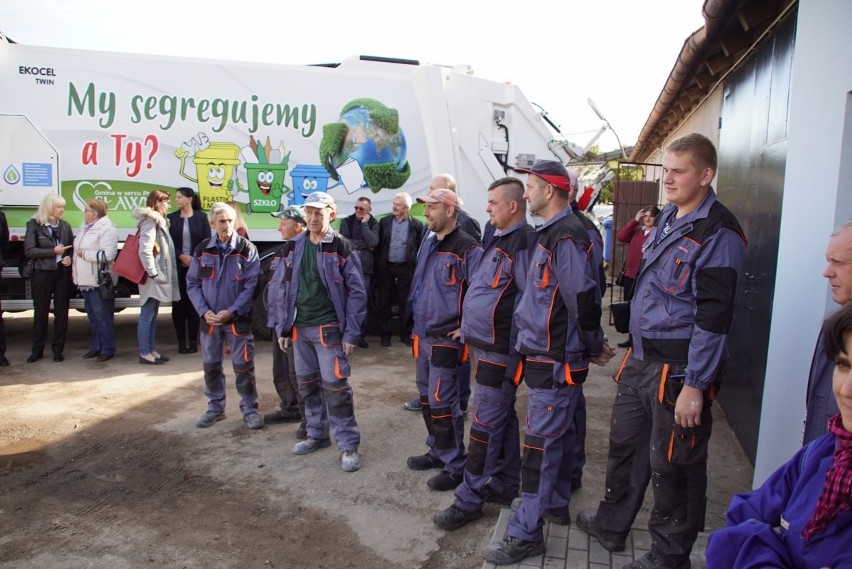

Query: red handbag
[[114, 230, 148, 284]]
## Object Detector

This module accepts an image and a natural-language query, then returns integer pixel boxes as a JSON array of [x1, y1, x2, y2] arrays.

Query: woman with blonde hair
[[72, 199, 119, 362], [24, 193, 74, 362], [133, 189, 179, 364]]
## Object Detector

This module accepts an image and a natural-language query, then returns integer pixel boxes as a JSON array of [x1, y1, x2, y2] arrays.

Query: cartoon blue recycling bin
[[288, 165, 334, 207]]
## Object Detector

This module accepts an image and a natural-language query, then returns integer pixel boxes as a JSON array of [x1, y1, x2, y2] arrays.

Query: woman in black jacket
[[167, 187, 211, 353], [24, 193, 74, 362]]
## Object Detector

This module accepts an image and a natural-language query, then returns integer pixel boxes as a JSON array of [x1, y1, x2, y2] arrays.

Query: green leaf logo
[[3, 165, 20, 185]]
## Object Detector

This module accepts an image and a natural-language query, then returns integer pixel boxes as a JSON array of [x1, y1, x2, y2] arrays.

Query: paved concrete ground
[[472, 314, 752, 569], [481, 509, 708, 569]]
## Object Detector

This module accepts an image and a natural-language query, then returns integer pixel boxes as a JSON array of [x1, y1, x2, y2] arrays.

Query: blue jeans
[[82, 289, 116, 355], [138, 298, 160, 355]]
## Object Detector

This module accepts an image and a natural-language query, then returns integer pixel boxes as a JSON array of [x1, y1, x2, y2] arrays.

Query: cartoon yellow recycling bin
[[176, 142, 241, 210]]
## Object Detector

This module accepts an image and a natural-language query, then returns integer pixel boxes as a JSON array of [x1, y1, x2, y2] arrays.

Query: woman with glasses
[[168, 187, 211, 354], [133, 190, 179, 365], [72, 199, 119, 362], [23, 193, 74, 363]]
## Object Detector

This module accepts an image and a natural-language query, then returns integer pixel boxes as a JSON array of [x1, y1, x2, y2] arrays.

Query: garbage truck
[[0, 40, 610, 331]]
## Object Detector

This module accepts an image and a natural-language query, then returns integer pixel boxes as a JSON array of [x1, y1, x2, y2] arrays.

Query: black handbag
[[19, 220, 37, 278], [614, 262, 626, 287], [19, 257, 36, 279], [97, 250, 115, 300], [610, 301, 630, 334]]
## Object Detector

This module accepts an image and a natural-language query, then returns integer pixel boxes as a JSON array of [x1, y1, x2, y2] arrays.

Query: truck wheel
[[251, 248, 276, 340]]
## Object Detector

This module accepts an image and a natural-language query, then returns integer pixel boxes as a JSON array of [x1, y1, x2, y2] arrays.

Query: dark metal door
[[717, 14, 796, 463]]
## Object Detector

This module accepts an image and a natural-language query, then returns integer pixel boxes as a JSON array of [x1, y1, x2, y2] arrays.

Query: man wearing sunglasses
[[339, 197, 379, 348]]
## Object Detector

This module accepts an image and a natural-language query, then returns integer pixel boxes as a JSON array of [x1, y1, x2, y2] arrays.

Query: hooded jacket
[[132, 207, 179, 304]]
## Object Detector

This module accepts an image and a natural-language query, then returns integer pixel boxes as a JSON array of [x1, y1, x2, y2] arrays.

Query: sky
[[1, 0, 706, 155]]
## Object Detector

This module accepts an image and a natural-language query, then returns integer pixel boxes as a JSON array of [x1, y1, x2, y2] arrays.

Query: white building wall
[[755, 0, 852, 485]]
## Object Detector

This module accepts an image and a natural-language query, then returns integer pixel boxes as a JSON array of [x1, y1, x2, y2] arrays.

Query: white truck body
[[0, 42, 582, 310]]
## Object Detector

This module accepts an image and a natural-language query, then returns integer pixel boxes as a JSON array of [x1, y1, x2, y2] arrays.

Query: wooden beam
[[737, 0, 781, 32]]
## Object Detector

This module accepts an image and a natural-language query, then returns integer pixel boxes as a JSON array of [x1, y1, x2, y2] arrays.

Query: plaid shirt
[[802, 414, 852, 541]]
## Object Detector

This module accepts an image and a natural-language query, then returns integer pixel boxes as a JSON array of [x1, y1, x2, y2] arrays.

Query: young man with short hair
[[577, 133, 746, 569], [433, 177, 532, 530]]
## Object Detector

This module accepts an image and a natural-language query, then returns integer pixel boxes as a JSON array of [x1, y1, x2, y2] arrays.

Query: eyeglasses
[[84, 208, 96, 213], [354, 206, 367, 212]]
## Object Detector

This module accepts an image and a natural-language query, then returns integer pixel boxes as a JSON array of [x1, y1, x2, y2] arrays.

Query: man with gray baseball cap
[[268, 191, 367, 472]]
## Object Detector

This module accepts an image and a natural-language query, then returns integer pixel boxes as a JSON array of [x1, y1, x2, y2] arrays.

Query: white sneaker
[[340, 450, 361, 472]]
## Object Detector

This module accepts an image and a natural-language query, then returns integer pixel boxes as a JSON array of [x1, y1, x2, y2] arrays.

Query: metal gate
[[605, 162, 664, 312]]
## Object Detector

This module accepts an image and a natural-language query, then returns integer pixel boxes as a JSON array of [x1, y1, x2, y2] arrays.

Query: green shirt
[[294, 239, 337, 327]]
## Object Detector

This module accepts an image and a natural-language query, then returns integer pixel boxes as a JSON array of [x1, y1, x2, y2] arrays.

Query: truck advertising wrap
[[2, 42, 572, 314], [2, 45, 429, 242]]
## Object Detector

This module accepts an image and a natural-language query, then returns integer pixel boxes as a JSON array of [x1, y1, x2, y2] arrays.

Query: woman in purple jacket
[[706, 304, 852, 568]]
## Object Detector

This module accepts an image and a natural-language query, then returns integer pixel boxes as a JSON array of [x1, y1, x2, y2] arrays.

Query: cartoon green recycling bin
[[242, 136, 292, 213], [244, 162, 289, 213]]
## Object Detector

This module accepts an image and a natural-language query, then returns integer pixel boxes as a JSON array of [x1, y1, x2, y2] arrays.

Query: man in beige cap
[[405, 187, 482, 491]]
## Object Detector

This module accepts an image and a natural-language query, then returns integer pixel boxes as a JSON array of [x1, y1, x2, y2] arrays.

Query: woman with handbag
[[24, 193, 74, 363], [134, 190, 179, 365], [72, 199, 119, 362], [167, 187, 210, 354], [615, 205, 660, 348]]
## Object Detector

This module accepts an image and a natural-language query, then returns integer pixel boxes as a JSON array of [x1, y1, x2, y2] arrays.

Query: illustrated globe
[[332, 106, 408, 178]]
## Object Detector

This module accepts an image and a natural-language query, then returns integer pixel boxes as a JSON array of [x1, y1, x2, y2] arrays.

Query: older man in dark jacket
[[375, 192, 425, 347]]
